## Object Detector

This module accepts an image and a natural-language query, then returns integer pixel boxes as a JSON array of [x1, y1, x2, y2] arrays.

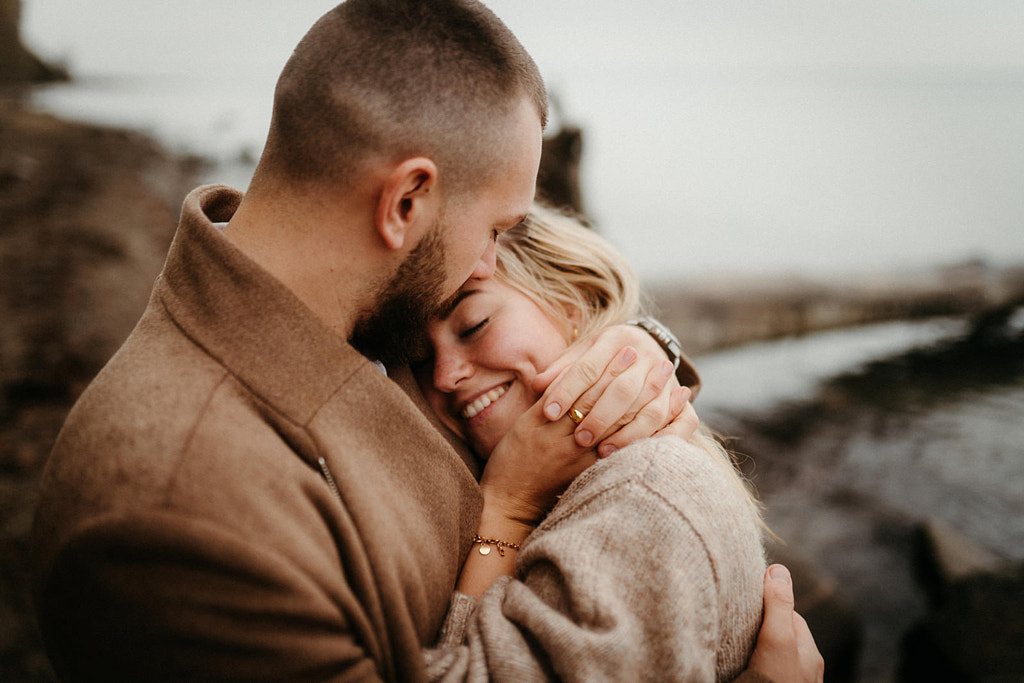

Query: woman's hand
[[479, 397, 595, 528], [531, 324, 698, 454], [459, 399, 596, 598]]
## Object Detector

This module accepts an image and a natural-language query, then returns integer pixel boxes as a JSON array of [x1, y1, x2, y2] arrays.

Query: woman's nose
[[433, 351, 474, 393]]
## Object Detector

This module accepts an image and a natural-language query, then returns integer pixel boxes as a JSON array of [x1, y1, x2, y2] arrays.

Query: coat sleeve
[[423, 437, 766, 683], [36, 510, 385, 682]]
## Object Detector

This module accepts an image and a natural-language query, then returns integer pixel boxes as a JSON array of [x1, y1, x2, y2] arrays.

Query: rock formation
[[0, 0, 67, 84]]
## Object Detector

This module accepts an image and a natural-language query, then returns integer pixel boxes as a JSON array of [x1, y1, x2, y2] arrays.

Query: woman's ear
[[564, 306, 584, 341], [375, 157, 440, 251]]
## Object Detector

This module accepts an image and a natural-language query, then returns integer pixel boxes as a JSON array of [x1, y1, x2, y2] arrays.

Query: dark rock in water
[[899, 563, 1024, 682], [912, 518, 1010, 606], [0, 0, 68, 84], [767, 541, 864, 683], [537, 124, 585, 217]]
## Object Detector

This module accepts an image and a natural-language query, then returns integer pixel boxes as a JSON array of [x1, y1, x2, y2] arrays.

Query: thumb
[[761, 564, 797, 642]]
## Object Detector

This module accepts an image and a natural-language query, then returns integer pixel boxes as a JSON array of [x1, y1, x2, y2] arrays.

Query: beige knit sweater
[[424, 435, 767, 682]]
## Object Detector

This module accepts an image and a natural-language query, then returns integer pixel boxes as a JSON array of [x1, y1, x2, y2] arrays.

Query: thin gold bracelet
[[472, 535, 522, 557]]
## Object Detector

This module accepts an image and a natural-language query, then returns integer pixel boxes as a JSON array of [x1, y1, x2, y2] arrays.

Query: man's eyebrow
[[438, 288, 478, 321], [497, 214, 528, 237]]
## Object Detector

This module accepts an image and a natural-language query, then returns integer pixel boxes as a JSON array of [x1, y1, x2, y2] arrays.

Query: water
[[699, 314, 1024, 559], [695, 317, 970, 413], [696, 314, 1024, 681], [698, 314, 1024, 557], [21, 1, 1024, 280]]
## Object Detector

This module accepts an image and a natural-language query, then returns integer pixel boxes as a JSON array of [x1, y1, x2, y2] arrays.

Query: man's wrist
[[626, 317, 683, 371]]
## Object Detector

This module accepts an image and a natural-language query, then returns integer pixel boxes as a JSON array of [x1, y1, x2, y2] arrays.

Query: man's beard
[[350, 221, 456, 366]]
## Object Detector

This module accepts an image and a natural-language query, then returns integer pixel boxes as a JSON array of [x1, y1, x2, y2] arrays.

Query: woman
[[414, 205, 776, 681]]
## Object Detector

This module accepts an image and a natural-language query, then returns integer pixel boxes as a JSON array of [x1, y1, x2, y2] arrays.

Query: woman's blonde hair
[[495, 203, 764, 523], [495, 204, 646, 339]]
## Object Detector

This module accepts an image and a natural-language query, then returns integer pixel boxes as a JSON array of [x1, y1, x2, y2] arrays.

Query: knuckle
[[577, 359, 604, 384], [610, 375, 643, 403], [646, 368, 671, 395], [648, 398, 670, 423], [584, 415, 611, 437], [612, 410, 641, 432], [638, 405, 667, 430], [574, 386, 601, 412]]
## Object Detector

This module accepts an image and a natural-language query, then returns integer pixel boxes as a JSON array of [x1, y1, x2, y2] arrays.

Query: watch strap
[[627, 317, 683, 370]]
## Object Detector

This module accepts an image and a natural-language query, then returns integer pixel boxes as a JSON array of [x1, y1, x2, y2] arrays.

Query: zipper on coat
[[317, 457, 343, 503]]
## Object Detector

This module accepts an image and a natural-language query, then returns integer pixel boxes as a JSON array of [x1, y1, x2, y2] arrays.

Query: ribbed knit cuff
[[435, 592, 478, 647]]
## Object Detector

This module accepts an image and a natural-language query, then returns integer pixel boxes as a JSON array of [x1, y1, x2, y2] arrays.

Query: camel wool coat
[[32, 185, 485, 682]]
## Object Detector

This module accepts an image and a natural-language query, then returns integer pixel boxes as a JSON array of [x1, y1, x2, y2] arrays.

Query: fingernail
[[621, 347, 637, 364], [576, 430, 594, 447], [661, 360, 674, 377], [599, 444, 617, 458], [769, 565, 791, 584], [544, 403, 561, 420]]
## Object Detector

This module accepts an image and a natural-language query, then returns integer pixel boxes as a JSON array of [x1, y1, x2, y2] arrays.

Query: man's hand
[[531, 324, 694, 454], [747, 565, 825, 683]]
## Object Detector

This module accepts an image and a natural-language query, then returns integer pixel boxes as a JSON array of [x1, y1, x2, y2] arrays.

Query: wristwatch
[[626, 317, 683, 371]]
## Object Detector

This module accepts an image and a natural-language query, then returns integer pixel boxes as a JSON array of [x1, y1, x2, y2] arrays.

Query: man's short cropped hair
[[259, 0, 548, 194]]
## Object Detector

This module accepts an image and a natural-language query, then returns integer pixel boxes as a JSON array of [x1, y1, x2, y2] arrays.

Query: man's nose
[[434, 351, 474, 393], [470, 240, 497, 280]]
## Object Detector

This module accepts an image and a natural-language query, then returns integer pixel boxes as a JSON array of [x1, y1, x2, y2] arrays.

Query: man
[[32, 1, 820, 681]]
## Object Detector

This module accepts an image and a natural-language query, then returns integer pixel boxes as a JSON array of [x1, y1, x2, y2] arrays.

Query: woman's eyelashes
[[459, 318, 489, 339]]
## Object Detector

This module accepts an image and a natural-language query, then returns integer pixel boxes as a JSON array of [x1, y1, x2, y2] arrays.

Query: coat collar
[[157, 184, 372, 427]]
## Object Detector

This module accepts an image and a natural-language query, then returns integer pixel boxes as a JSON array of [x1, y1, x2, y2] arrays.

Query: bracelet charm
[[472, 535, 521, 557]]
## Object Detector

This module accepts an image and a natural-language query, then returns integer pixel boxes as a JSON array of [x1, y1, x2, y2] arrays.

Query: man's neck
[[222, 189, 383, 341]]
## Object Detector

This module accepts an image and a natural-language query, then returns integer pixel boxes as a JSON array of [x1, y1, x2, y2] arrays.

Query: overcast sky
[[23, 0, 1024, 78], [21, 1, 1024, 278]]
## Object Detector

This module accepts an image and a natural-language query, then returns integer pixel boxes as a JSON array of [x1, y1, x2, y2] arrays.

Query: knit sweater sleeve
[[423, 436, 766, 683]]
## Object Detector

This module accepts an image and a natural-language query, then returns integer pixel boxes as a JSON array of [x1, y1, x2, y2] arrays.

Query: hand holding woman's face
[[415, 278, 573, 457]]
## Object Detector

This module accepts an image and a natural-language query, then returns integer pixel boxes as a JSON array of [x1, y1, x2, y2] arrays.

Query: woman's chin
[[463, 385, 535, 461], [469, 432, 500, 461]]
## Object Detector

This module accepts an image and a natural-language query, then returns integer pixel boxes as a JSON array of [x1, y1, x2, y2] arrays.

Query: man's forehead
[[439, 287, 480, 321]]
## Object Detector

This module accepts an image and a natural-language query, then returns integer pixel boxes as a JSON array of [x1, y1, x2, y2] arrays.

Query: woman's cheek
[[425, 390, 465, 440]]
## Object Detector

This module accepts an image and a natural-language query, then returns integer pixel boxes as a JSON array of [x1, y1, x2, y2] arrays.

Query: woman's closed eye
[[459, 318, 490, 339]]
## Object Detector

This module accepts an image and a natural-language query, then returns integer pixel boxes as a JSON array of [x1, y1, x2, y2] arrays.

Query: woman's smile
[[460, 383, 510, 420]]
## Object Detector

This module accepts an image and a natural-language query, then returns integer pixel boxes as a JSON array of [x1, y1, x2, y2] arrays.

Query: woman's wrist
[[455, 499, 535, 599], [476, 496, 536, 545]]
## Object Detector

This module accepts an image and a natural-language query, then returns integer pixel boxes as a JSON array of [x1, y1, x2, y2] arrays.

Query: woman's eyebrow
[[439, 288, 479, 321]]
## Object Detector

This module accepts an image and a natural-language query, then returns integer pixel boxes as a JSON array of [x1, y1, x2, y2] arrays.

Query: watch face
[[630, 318, 682, 369]]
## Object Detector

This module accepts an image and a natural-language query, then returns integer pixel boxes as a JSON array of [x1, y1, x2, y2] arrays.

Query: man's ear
[[375, 157, 440, 251]]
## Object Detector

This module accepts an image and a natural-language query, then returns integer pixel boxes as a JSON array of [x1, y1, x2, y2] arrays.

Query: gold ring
[[568, 407, 586, 425]]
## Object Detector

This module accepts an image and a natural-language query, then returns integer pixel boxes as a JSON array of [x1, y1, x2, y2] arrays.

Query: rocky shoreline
[[649, 263, 1024, 358], [0, 0, 67, 85], [0, 96, 200, 681]]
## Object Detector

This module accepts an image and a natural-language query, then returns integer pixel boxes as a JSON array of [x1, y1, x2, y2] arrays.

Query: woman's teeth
[[461, 385, 507, 419]]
